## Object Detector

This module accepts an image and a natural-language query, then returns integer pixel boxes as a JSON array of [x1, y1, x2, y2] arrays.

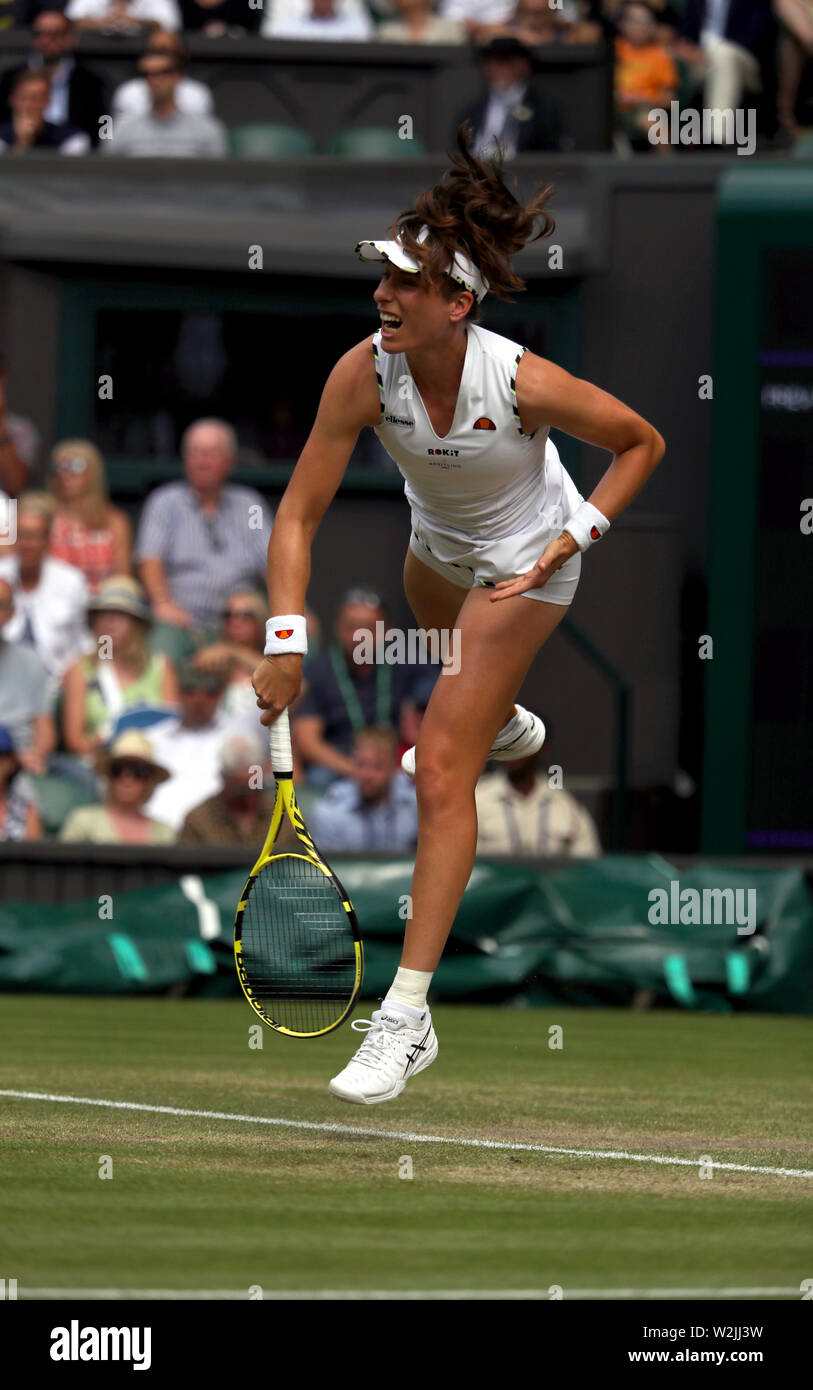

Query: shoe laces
[[348, 1016, 403, 1070]]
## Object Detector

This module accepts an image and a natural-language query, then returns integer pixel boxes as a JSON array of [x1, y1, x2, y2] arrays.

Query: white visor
[[355, 224, 489, 304]]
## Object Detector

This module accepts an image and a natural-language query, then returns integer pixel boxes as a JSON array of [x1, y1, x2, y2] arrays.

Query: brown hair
[[387, 122, 555, 316]]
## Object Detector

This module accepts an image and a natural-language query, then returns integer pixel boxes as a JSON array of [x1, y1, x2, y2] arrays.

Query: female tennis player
[[252, 126, 665, 1105]]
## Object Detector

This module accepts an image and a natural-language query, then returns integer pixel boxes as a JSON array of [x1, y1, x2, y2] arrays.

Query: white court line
[[14, 1287, 799, 1301], [1, 1088, 811, 1180]]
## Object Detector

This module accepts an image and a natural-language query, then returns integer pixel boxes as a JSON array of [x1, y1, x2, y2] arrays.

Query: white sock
[[385, 966, 433, 1013]]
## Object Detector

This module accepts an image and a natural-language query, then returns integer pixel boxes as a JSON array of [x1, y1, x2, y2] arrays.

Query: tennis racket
[[234, 708, 363, 1037]]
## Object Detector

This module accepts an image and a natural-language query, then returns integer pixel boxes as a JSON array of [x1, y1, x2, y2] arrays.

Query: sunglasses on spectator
[[53, 457, 87, 475], [224, 607, 257, 620], [110, 759, 154, 781]]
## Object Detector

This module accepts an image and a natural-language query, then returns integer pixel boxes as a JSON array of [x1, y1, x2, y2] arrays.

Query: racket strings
[[240, 854, 357, 1034]]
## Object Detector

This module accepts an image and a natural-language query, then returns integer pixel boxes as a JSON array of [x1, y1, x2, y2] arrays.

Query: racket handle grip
[[268, 707, 293, 778]]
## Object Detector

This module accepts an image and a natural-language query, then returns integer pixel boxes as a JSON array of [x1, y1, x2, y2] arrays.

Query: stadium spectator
[[455, 35, 563, 156], [475, 743, 601, 856], [309, 725, 418, 852], [194, 586, 266, 729], [180, 0, 263, 34], [438, 0, 514, 39], [293, 588, 436, 786], [261, 0, 374, 40], [614, 1, 679, 151], [47, 439, 132, 593], [588, 0, 679, 40], [0, 69, 90, 153], [0, 723, 41, 841], [510, 0, 601, 44], [775, 0, 813, 135], [0, 580, 56, 776], [103, 50, 226, 155], [0, 493, 91, 688], [0, 12, 106, 146], [59, 729, 175, 844], [143, 660, 235, 830], [112, 30, 215, 119], [134, 418, 271, 633], [65, 0, 181, 34], [61, 576, 179, 757], [676, 0, 779, 123], [0, 349, 38, 496], [179, 730, 274, 846], [376, 0, 465, 43]]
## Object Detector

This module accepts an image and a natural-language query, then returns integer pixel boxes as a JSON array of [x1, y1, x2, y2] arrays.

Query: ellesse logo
[[473, 416, 496, 430], [275, 628, 294, 639], [590, 526, 600, 541]]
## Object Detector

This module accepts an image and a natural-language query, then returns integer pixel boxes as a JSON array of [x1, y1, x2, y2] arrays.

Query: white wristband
[[563, 501, 611, 552], [264, 614, 307, 657]]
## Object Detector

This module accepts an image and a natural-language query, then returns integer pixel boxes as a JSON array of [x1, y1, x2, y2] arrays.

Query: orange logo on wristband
[[275, 629, 294, 639]]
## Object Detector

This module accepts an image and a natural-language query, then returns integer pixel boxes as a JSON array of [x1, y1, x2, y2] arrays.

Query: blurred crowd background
[[0, 2, 810, 157], [0, 421, 603, 854]]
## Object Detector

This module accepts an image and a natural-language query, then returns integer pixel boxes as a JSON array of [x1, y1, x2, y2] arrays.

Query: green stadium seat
[[31, 773, 97, 839], [326, 126, 425, 159], [791, 132, 813, 159], [228, 123, 316, 158]]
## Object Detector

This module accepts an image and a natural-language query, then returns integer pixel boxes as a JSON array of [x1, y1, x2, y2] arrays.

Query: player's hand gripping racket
[[234, 708, 363, 1037]]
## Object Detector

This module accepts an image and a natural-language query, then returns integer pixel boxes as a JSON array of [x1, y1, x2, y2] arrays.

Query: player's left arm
[[492, 353, 665, 600]]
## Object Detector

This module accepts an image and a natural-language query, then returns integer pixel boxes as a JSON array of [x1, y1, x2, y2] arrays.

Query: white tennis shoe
[[328, 1003, 438, 1105], [401, 704, 546, 778]]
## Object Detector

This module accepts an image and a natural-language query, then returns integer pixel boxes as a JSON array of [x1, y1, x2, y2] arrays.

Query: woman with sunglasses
[[252, 126, 665, 1105], [59, 730, 175, 845], [48, 439, 132, 595]]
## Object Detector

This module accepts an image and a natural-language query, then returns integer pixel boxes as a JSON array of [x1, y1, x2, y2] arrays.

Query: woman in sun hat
[[58, 730, 175, 845], [62, 575, 180, 757], [251, 123, 665, 1105]]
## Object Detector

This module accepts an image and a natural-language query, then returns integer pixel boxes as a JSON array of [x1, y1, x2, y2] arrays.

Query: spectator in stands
[[456, 35, 563, 156], [143, 660, 235, 830], [262, 0, 373, 41], [0, 348, 38, 497], [0, 12, 106, 146], [62, 575, 179, 757], [59, 729, 175, 844], [775, 0, 813, 135], [377, 0, 465, 43], [66, 0, 181, 34], [103, 49, 227, 155], [0, 723, 42, 841], [293, 588, 435, 787], [588, 0, 679, 41], [0, 69, 90, 153], [475, 741, 601, 856], [0, 493, 91, 689], [309, 725, 418, 852], [194, 586, 266, 729], [47, 439, 132, 593], [510, 0, 602, 45], [614, 1, 678, 152], [676, 0, 778, 125], [438, 0, 514, 40], [135, 418, 271, 634], [180, 0, 262, 35], [113, 30, 215, 119], [0, 581, 56, 776], [179, 730, 274, 846]]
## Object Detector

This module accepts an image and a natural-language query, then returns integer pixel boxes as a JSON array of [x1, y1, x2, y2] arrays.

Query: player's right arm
[[252, 337, 381, 723]]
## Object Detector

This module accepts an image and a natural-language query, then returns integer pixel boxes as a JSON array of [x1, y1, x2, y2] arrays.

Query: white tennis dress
[[372, 323, 583, 605]]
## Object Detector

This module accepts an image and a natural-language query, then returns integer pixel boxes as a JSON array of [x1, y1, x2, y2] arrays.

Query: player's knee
[[414, 736, 475, 811]]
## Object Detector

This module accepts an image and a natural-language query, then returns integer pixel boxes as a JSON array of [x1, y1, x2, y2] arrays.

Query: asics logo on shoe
[[403, 1027, 431, 1074]]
